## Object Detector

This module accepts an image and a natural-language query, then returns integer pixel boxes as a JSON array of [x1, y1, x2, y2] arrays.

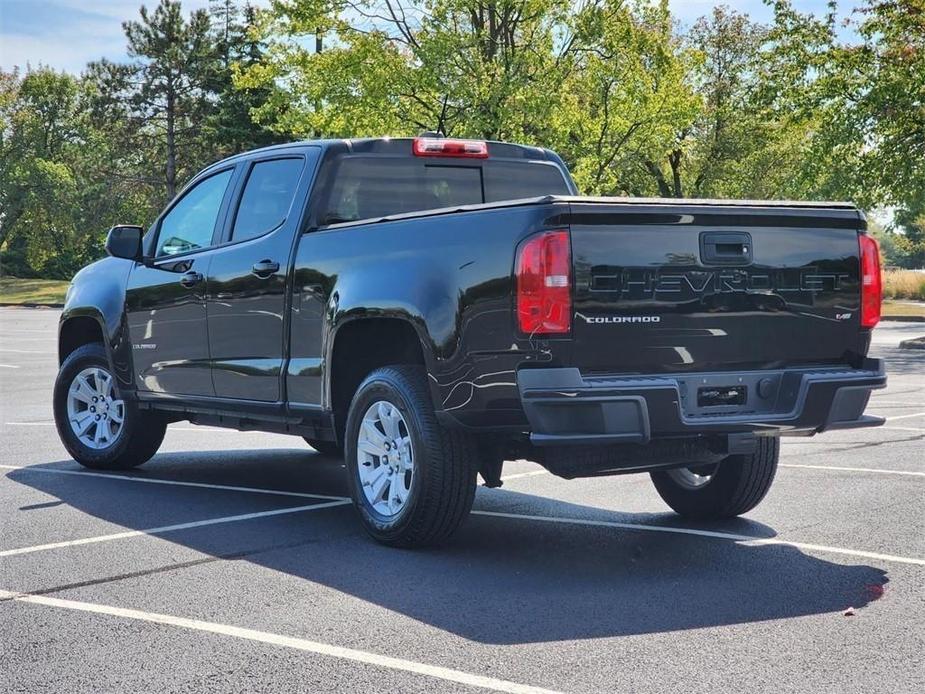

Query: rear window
[[483, 162, 572, 202], [322, 157, 569, 224]]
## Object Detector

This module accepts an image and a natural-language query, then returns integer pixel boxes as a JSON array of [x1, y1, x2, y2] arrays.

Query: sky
[[0, 0, 848, 75]]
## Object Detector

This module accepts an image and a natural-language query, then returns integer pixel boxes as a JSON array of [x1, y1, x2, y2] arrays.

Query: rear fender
[[324, 280, 443, 412]]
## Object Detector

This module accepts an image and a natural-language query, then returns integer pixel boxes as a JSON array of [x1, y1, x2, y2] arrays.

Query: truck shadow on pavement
[[10, 449, 889, 645]]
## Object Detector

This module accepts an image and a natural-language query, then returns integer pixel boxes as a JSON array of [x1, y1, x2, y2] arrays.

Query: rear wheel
[[650, 437, 779, 519], [53, 343, 166, 470], [344, 365, 477, 547]]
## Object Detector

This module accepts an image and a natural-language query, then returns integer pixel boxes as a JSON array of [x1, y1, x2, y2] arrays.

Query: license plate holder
[[697, 385, 747, 408]]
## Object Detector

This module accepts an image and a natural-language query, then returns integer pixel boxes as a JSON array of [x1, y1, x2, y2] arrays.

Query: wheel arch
[[326, 315, 431, 443], [59, 314, 106, 365], [59, 307, 136, 391]]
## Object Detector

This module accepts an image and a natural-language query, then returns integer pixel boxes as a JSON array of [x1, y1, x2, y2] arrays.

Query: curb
[[899, 337, 925, 350], [0, 302, 64, 308], [882, 315, 925, 323]]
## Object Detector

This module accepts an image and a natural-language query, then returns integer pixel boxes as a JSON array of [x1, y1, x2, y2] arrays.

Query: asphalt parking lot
[[1, 307, 923, 693]]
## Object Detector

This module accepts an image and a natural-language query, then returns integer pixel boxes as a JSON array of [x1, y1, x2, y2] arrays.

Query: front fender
[[60, 257, 136, 390]]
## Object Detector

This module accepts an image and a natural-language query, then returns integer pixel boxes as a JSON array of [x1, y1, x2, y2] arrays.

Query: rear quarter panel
[[288, 204, 565, 426]]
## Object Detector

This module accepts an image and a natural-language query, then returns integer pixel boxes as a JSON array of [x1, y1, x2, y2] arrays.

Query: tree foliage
[[2, 0, 925, 278]]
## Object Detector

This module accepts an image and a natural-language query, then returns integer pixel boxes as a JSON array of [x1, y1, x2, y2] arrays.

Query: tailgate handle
[[700, 232, 752, 266]]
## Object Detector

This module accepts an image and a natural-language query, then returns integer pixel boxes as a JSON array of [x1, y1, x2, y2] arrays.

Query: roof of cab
[[196, 136, 563, 178]]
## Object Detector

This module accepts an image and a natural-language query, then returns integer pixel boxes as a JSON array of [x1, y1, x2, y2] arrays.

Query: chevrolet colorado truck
[[54, 136, 886, 546]]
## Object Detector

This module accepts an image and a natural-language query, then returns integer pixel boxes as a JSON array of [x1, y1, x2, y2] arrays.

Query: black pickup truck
[[54, 136, 886, 546]]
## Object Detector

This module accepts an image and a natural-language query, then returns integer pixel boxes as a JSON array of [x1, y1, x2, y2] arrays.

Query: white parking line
[[0, 464, 347, 501], [503, 458, 925, 483], [0, 590, 560, 694], [882, 426, 925, 433], [0, 348, 54, 354], [4, 421, 267, 434], [881, 411, 925, 422], [499, 470, 549, 482], [470, 510, 925, 566], [4, 462, 922, 567], [0, 364, 19, 369], [0, 500, 350, 558], [869, 400, 925, 407], [779, 463, 925, 477]]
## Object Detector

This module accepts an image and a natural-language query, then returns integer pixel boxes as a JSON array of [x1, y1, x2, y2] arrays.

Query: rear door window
[[231, 158, 304, 242]]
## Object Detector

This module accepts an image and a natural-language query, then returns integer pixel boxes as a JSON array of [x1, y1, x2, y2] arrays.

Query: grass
[[882, 269, 925, 301], [882, 299, 925, 317], [0, 277, 69, 305]]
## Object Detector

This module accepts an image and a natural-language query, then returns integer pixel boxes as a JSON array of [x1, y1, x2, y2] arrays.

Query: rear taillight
[[412, 137, 488, 158], [516, 230, 572, 335], [859, 233, 882, 328]]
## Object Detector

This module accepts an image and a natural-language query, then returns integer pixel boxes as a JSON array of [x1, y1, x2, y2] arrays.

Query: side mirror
[[105, 225, 144, 261]]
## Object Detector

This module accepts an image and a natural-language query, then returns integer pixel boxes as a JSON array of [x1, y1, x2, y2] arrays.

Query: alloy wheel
[[666, 464, 717, 490], [66, 366, 125, 450], [356, 400, 415, 518]]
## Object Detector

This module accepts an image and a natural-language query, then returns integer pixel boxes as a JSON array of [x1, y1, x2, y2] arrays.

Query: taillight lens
[[859, 233, 882, 328], [516, 230, 572, 335], [412, 137, 488, 158]]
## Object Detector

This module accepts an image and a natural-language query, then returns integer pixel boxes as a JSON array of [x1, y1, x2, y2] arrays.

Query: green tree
[[89, 0, 216, 201], [559, 0, 699, 196], [663, 6, 769, 198], [0, 69, 151, 278], [205, 0, 281, 156], [237, 0, 700, 196], [238, 1, 579, 140], [890, 207, 925, 268], [820, 0, 925, 210]]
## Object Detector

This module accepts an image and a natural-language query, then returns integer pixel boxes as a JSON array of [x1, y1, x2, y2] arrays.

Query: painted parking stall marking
[[778, 463, 925, 477], [470, 510, 925, 567], [0, 464, 345, 501], [0, 590, 563, 694], [0, 500, 350, 558], [3, 463, 922, 567]]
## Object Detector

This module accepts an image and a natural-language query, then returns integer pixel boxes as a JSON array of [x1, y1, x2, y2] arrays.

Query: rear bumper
[[518, 358, 887, 446]]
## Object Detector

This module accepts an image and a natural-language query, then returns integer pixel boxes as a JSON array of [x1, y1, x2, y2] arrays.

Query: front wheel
[[53, 343, 167, 470], [344, 365, 477, 547], [650, 437, 779, 519]]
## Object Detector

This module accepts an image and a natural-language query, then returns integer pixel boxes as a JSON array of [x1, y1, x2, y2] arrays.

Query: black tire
[[344, 365, 477, 547], [650, 437, 779, 519], [53, 343, 167, 470], [302, 437, 343, 457]]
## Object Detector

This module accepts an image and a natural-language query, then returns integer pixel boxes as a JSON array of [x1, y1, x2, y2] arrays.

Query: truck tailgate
[[567, 200, 866, 373]]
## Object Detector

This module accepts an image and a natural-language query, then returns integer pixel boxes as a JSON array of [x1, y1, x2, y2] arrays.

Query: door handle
[[699, 232, 753, 266], [179, 271, 203, 288], [252, 259, 280, 279]]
